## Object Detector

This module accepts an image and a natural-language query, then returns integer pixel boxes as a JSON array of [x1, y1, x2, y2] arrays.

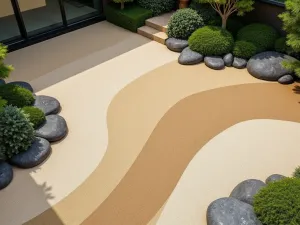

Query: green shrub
[[188, 26, 234, 56], [189, 1, 217, 24], [0, 96, 7, 109], [0, 105, 35, 159], [275, 37, 288, 53], [233, 41, 257, 59], [104, 3, 152, 32], [293, 166, 300, 178], [22, 106, 46, 129], [253, 178, 300, 225], [0, 84, 34, 108], [137, 0, 176, 16], [237, 23, 279, 52], [0, 43, 14, 80], [167, 8, 204, 40]]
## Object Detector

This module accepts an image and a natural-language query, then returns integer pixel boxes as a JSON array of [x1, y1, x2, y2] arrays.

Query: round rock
[[278, 74, 294, 84], [207, 197, 262, 225], [233, 57, 247, 69], [35, 115, 67, 142], [9, 138, 51, 169], [166, 38, 188, 53], [8, 81, 34, 92], [0, 79, 5, 85], [265, 174, 286, 184], [247, 51, 297, 81], [0, 162, 13, 190], [223, 53, 234, 67], [178, 47, 203, 65], [204, 56, 225, 70], [34, 95, 61, 115], [230, 179, 266, 205]]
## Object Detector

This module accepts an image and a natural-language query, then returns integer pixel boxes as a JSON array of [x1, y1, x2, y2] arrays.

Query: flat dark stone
[[178, 47, 203, 65], [166, 38, 188, 53], [8, 81, 34, 92], [265, 174, 286, 184], [0, 79, 5, 85], [247, 51, 297, 81], [35, 115, 67, 142], [207, 197, 262, 225], [230, 179, 266, 205], [278, 74, 294, 84], [34, 95, 61, 115], [233, 57, 247, 69], [9, 138, 51, 169], [204, 56, 225, 70], [223, 53, 234, 67], [0, 162, 13, 190]]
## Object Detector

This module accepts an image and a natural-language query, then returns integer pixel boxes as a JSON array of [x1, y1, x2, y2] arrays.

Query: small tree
[[197, 0, 254, 29], [279, 0, 300, 77], [0, 43, 13, 80], [113, 0, 133, 10]]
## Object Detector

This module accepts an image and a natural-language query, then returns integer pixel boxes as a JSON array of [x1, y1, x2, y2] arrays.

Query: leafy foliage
[[0, 97, 7, 109], [0, 105, 35, 159], [22, 106, 46, 129], [137, 0, 176, 16], [279, 0, 300, 77], [275, 37, 290, 54], [253, 178, 300, 225], [293, 166, 300, 178], [233, 40, 257, 59], [0, 84, 35, 108], [113, 0, 134, 9], [167, 8, 204, 40], [188, 26, 234, 55], [0, 43, 13, 80], [194, 0, 254, 29], [237, 23, 278, 52], [189, 1, 217, 24]]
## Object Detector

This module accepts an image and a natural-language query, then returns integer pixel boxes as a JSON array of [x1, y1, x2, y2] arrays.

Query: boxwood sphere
[[233, 41, 257, 59], [22, 106, 46, 129], [188, 26, 234, 56], [167, 8, 204, 40], [0, 84, 34, 108]]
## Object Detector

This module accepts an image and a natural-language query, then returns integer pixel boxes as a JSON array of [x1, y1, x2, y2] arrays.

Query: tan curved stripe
[[81, 83, 300, 225]]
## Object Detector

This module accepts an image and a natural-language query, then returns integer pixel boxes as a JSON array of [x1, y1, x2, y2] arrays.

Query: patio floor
[[1, 21, 300, 225]]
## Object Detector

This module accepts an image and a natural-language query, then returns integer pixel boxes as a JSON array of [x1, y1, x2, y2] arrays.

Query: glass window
[[18, 0, 64, 36], [0, 0, 22, 43]]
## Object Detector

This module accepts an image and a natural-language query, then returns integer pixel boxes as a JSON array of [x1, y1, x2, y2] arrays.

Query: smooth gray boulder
[[9, 138, 51, 169], [178, 47, 203, 65], [204, 56, 225, 70], [278, 74, 294, 84], [207, 197, 262, 225], [230, 179, 266, 205], [223, 53, 234, 67], [265, 174, 286, 184], [34, 95, 61, 115], [166, 38, 188, 53], [8, 81, 34, 92], [35, 115, 68, 142], [0, 79, 5, 85], [233, 57, 247, 69], [247, 51, 297, 81], [0, 162, 13, 190]]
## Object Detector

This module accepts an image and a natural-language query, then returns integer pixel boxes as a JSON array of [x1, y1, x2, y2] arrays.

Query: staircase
[[137, 12, 174, 45]]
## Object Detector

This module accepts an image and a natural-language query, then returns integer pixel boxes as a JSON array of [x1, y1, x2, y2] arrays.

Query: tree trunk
[[221, 16, 227, 29], [121, 1, 124, 9]]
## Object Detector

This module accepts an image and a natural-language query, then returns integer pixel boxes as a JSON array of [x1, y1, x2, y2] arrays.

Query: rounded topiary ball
[[167, 8, 204, 40], [233, 41, 257, 59], [188, 26, 234, 56], [0, 105, 35, 159], [253, 178, 300, 225], [237, 23, 278, 52], [22, 106, 46, 129], [0, 84, 34, 108]]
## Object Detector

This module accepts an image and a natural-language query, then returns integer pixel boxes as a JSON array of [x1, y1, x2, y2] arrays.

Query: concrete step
[[137, 26, 168, 45], [145, 12, 174, 33]]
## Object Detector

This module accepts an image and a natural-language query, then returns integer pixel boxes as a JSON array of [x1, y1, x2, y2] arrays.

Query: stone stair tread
[[146, 12, 174, 28], [137, 26, 160, 35]]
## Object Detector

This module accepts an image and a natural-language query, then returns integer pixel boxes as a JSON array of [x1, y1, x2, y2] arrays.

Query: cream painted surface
[[0, 0, 46, 17], [0, 42, 177, 225], [156, 120, 300, 225]]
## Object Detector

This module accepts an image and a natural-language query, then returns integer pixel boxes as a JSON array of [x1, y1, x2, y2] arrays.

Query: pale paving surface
[[156, 120, 300, 225]]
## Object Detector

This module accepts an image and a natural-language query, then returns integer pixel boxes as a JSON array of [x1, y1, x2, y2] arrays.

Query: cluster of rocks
[[166, 38, 297, 84], [207, 174, 286, 225], [0, 81, 68, 190], [166, 38, 248, 70]]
